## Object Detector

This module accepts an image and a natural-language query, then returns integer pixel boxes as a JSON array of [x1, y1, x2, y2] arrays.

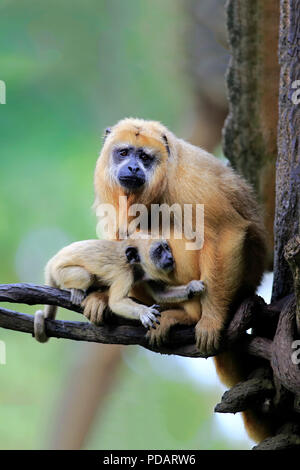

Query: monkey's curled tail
[[34, 275, 58, 343], [214, 351, 277, 443]]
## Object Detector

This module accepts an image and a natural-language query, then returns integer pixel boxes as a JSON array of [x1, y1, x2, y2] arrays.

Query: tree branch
[[215, 368, 274, 413], [0, 283, 270, 360], [0, 283, 296, 367], [0, 282, 299, 449]]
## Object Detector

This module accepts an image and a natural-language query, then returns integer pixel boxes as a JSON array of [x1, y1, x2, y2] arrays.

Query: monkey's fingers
[[187, 280, 206, 299], [70, 288, 85, 306], [140, 308, 161, 329], [82, 292, 107, 325], [90, 300, 101, 324], [34, 310, 49, 343], [150, 304, 162, 314], [148, 305, 162, 329], [195, 319, 221, 356], [146, 317, 175, 347], [84, 300, 104, 325]]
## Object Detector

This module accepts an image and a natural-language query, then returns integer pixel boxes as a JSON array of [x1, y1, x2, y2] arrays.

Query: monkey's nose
[[128, 166, 140, 174]]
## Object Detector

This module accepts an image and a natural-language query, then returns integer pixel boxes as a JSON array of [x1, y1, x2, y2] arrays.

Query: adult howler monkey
[[93, 118, 272, 442]]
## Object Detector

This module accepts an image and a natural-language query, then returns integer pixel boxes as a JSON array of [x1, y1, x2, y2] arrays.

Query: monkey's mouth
[[118, 176, 145, 190], [162, 260, 174, 272]]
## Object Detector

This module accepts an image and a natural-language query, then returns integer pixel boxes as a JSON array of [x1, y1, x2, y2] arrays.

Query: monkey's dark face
[[112, 145, 157, 191], [150, 241, 174, 273]]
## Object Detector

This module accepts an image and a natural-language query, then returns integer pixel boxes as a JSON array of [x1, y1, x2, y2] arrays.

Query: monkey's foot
[[140, 305, 161, 329], [146, 312, 180, 347], [82, 291, 108, 325], [187, 280, 205, 299], [34, 310, 49, 343], [195, 317, 221, 356], [70, 288, 85, 305], [147, 309, 197, 347]]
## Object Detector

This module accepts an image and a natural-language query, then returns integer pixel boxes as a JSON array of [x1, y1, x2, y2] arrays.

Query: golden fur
[[34, 237, 174, 340], [93, 118, 271, 442], [35, 236, 204, 343]]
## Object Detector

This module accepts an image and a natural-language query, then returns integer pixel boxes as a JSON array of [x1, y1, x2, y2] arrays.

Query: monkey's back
[[45, 239, 129, 286]]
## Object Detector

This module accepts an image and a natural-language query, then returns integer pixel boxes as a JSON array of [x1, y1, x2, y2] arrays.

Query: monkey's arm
[[108, 274, 161, 329], [196, 221, 253, 355], [145, 280, 205, 304]]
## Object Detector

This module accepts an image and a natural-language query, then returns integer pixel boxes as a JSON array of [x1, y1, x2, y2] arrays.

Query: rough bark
[[223, 0, 280, 266], [0, 284, 298, 394], [284, 235, 300, 330], [215, 368, 274, 413], [222, 0, 300, 449], [272, 0, 300, 301]]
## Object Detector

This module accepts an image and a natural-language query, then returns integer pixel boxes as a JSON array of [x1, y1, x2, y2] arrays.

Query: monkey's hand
[[195, 316, 222, 356], [187, 280, 205, 299], [82, 291, 108, 325], [139, 304, 161, 329]]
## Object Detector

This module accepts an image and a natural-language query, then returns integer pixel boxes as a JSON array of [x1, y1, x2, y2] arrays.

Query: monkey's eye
[[119, 148, 129, 157], [140, 152, 153, 163], [156, 245, 163, 256], [163, 243, 170, 251]]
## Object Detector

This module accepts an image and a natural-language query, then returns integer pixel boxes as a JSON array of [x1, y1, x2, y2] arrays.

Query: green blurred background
[[0, 0, 251, 449]]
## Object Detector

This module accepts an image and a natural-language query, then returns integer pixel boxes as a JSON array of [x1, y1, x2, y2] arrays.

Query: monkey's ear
[[162, 134, 170, 157], [103, 127, 112, 142], [125, 246, 141, 264]]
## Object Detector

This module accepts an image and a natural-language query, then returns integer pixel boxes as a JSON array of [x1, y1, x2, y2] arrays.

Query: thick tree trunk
[[223, 0, 280, 267], [272, 0, 300, 301], [186, 0, 229, 151], [222, 0, 300, 449]]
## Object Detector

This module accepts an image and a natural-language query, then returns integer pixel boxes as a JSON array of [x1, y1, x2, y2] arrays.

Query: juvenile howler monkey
[[34, 237, 205, 343], [93, 118, 270, 442]]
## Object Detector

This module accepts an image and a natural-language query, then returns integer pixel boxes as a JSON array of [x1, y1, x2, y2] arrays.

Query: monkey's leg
[[34, 266, 92, 344], [56, 265, 92, 291], [58, 265, 92, 312], [147, 304, 200, 348], [82, 291, 109, 325], [196, 225, 248, 355]]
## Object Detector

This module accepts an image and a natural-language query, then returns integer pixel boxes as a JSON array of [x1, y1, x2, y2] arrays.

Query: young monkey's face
[[149, 240, 174, 274], [125, 240, 175, 280]]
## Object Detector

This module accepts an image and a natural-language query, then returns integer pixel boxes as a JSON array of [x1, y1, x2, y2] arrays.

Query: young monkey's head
[[148, 240, 174, 273], [125, 239, 175, 282], [94, 118, 174, 207]]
